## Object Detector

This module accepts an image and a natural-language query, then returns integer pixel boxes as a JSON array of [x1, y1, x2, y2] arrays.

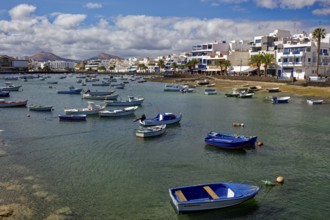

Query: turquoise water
[[0, 75, 330, 219]]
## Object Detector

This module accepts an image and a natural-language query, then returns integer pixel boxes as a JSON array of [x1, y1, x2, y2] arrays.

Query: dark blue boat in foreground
[[169, 182, 261, 213], [204, 131, 257, 150], [58, 114, 86, 121]]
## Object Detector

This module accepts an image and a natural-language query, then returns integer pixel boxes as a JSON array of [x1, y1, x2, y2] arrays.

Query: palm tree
[[223, 60, 231, 75], [171, 62, 179, 73], [157, 59, 165, 73], [312, 28, 326, 76], [137, 63, 147, 73], [186, 59, 199, 74], [262, 53, 275, 77], [249, 54, 263, 77]]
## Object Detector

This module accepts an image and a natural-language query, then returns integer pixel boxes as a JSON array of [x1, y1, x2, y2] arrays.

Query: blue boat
[[139, 113, 182, 126], [58, 114, 86, 121], [57, 86, 83, 94], [204, 131, 257, 150], [169, 182, 261, 213], [0, 91, 10, 97], [271, 96, 290, 104]]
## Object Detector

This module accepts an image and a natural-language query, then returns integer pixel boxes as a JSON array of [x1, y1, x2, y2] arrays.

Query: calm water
[[0, 74, 329, 219]]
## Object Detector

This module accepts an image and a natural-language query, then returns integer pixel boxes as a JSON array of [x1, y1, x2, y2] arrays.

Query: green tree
[[262, 53, 275, 77], [217, 60, 231, 75], [249, 54, 263, 77], [137, 63, 147, 72], [312, 28, 326, 75], [186, 59, 199, 74], [171, 62, 178, 73], [157, 59, 165, 72]]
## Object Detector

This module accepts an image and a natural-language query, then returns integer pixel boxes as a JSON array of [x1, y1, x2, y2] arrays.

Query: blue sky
[[0, 0, 329, 59]]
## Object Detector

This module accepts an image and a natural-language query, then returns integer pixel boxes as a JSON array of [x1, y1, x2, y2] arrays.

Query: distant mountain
[[86, 52, 121, 61], [30, 51, 76, 62]]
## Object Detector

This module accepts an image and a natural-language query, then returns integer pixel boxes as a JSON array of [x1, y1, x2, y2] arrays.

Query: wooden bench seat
[[175, 190, 187, 202], [203, 186, 219, 199]]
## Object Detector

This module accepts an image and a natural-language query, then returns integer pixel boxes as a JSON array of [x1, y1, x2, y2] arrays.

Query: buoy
[[27, 114, 30, 117], [257, 141, 263, 147], [232, 122, 244, 127], [276, 176, 284, 183]]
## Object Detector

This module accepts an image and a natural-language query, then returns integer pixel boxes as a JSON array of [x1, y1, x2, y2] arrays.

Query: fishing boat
[[169, 182, 261, 213], [271, 96, 290, 104], [0, 91, 10, 97], [204, 89, 217, 95], [139, 113, 182, 126], [59, 114, 86, 121], [238, 92, 254, 98], [82, 93, 119, 100], [0, 82, 22, 91], [0, 99, 28, 107], [225, 88, 240, 97], [83, 90, 115, 96], [197, 79, 210, 85], [266, 87, 281, 93], [164, 84, 183, 92], [57, 86, 83, 94], [104, 96, 144, 106], [204, 131, 257, 150], [92, 81, 110, 86], [99, 106, 138, 117], [28, 105, 53, 111], [64, 102, 106, 115], [306, 99, 323, 105], [135, 124, 166, 138]]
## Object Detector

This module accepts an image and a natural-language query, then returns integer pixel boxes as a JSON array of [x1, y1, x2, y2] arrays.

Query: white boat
[[0, 99, 27, 107], [139, 113, 182, 126], [135, 125, 166, 138], [180, 86, 194, 93], [266, 87, 281, 93], [238, 93, 254, 98], [84, 90, 115, 96], [204, 89, 217, 95], [82, 93, 119, 100], [104, 96, 144, 106], [271, 96, 290, 104], [99, 106, 138, 117], [307, 99, 323, 105], [28, 105, 53, 111], [64, 102, 106, 115], [164, 84, 183, 92], [0, 82, 22, 91]]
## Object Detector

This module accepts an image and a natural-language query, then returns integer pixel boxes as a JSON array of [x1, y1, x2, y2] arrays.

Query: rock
[[0, 206, 14, 217], [45, 207, 74, 220]]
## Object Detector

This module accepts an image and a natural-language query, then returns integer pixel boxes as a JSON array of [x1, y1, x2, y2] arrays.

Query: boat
[[0, 91, 10, 97], [139, 113, 182, 126], [206, 83, 215, 87], [180, 86, 194, 93], [197, 79, 210, 85], [266, 87, 281, 93], [47, 81, 58, 84], [248, 86, 262, 93], [99, 106, 138, 117], [64, 102, 106, 115], [0, 99, 28, 107], [83, 90, 115, 96], [225, 88, 240, 97], [57, 86, 83, 94], [238, 92, 254, 98], [135, 124, 166, 138], [306, 99, 323, 105], [204, 89, 217, 95], [204, 131, 257, 150], [164, 84, 183, 92], [271, 96, 290, 104], [0, 82, 22, 91], [59, 114, 86, 121], [104, 96, 144, 106], [82, 93, 119, 100], [169, 182, 261, 213], [92, 81, 110, 86], [28, 105, 53, 111]]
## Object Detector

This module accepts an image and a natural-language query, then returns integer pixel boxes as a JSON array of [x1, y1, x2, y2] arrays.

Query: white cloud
[[9, 4, 36, 20], [1, 4, 330, 60], [84, 2, 103, 9], [312, 7, 330, 15], [53, 14, 87, 28]]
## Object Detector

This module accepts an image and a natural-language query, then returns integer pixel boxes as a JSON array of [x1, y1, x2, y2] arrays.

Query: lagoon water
[[0, 75, 329, 219]]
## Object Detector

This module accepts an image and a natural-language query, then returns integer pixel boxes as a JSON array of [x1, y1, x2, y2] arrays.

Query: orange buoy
[[257, 141, 263, 147], [276, 176, 284, 183]]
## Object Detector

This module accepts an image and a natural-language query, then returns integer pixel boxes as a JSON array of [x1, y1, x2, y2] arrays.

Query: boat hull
[[135, 125, 166, 137], [28, 105, 53, 111], [139, 113, 182, 126], [169, 182, 260, 213], [99, 106, 138, 117], [307, 99, 323, 105], [59, 115, 86, 121], [0, 100, 27, 107], [204, 132, 257, 150]]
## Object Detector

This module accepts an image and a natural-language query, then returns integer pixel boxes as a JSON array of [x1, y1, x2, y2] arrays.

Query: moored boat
[[104, 96, 144, 106], [135, 124, 166, 138], [59, 114, 86, 121], [0, 91, 10, 97], [204, 131, 257, 150], [204, 89, 217, 95], [139, 113, 182, 126], [64, 102, 106, 115], [306, 99, 323, 105], [266, 87, 281, 93], [82, 93, 119, 100], [271, 96, 290, 104], [99, 106, 138, 117], [28, 105, 53, 111], [0, 99, 28, 107], [0, 82, 22, 91], [57, 86, 83, 94], [238, 92, 254, 98], [169, 182, 261, 213], [164, 84, 183, 92], [84, 90, 115, 96]]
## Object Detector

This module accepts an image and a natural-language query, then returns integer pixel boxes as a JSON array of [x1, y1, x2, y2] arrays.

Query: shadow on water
[[175, 199, 260, 220], [204, 144, 247, 155]]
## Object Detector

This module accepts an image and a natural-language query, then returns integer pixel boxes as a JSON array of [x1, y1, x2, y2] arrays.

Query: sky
[[0, 0, 329, 60]]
